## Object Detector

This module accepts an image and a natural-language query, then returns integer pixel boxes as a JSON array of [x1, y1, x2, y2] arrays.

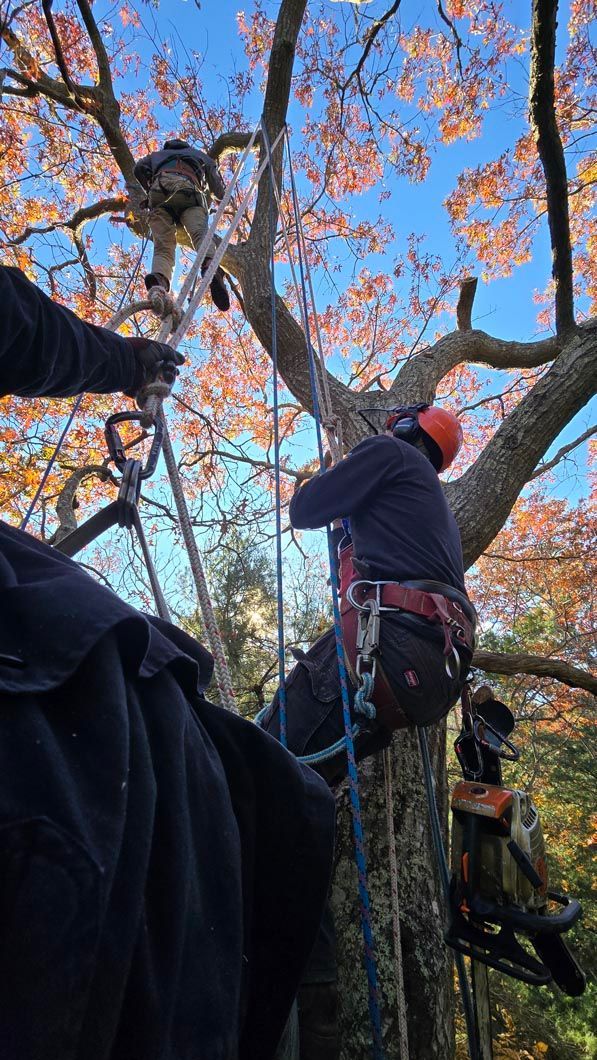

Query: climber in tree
[[263, 403, 477, 783], [266, 403, 476, 1060], [0, 264, 334, 1060], [134, 137, 231, 311]]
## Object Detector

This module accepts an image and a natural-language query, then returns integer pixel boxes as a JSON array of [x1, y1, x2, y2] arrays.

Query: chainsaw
[[445, 685, 586, 996]]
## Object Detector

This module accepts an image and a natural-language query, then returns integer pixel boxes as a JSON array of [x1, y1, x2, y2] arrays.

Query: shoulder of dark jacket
[[0, 521, 213, 696]]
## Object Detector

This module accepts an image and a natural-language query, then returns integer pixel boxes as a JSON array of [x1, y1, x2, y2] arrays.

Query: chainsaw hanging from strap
[[447, 685, 586, 996]]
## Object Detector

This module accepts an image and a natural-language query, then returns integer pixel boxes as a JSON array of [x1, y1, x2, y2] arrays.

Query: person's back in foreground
[[0, 264, 334, 1059]]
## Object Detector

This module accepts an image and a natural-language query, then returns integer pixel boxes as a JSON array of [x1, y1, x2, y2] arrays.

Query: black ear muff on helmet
[[386, 404, 443, 470], [386, 412, 421, 443]]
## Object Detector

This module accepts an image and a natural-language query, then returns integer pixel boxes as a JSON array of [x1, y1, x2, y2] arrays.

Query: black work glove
[[125, 336, 185, 397]]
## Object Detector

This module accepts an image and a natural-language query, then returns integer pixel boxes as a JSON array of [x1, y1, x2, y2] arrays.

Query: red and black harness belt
[[338, 543, 476, 732]]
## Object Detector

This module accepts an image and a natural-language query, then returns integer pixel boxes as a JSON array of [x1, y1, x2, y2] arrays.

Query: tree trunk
[[332, 726, 454, 1059]]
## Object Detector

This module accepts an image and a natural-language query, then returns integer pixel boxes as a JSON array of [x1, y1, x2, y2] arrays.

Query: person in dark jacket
[[265, 404, 475, 1060], [134, 137, 230, 310], [0, 264, 335, 1060], [263, 403, 475, 783]]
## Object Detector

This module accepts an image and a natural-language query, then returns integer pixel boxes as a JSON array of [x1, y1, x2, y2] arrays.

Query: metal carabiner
[[473, 717, 520, 762], [355, 599, 380, 678], [105, 411, 164, 480]]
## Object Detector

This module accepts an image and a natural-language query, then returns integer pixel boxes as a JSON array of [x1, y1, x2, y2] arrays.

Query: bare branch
[[3, 196, 126, 247], [473, 648, 597, 695], [529, 0, 575, 334], [437, 0, 464, 78], [343, 1, 403, 91], [531, 423, 596, 479], [75, 0, 114, 91], [41, 0, 81, 102], [456, 277, 478, 331]]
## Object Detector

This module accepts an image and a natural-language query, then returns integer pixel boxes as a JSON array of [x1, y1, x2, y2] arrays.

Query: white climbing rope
[[264, 124, 342, 462], [383, 745, 410, 1060]]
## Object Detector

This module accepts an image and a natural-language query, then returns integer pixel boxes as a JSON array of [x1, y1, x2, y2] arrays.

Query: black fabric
[[0, 266, 138, 398], [289, 434, 466, 593], [0, 526, 335, 1058]]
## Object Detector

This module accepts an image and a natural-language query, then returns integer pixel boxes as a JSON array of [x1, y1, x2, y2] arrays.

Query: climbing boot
[[144, 272, 170, 292], [202, 262, 230, 312], [297, 982, 340, 1060]]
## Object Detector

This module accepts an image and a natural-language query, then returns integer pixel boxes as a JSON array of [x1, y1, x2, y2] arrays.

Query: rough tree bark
[[3, 0, 595, 1056]]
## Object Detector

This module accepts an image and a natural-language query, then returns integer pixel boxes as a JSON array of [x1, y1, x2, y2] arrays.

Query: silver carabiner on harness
[[355, 598, 380, 681]]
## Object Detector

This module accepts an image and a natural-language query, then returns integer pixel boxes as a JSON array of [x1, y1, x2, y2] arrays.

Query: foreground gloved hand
[[125, 336, 185, 396]]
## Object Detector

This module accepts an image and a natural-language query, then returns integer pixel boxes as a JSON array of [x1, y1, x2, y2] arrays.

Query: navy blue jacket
[[0, 266, 335, 1059], [290, 434, 466, 592]]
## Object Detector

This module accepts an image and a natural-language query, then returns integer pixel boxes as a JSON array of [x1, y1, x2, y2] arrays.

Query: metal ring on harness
[[445, 644, 461, 679], [347, 579, 397, 611]]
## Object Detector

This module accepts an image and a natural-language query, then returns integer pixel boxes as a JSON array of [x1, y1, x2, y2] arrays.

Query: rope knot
[[354, 671, 376, 720], [147, 287, 183, 331], [137, 379, 172, 429]]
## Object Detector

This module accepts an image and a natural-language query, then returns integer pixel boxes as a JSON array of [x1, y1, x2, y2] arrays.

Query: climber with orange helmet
[[264, 401, 475, 1060], [262, 401, 476, 787]]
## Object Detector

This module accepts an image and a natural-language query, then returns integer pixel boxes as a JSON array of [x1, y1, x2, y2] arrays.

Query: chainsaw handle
[[471, 891, 582, 935]]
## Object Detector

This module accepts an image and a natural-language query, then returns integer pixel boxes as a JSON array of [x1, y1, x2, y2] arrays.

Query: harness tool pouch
[[339, 542, 476, 731], [149, 160, 209, 221]]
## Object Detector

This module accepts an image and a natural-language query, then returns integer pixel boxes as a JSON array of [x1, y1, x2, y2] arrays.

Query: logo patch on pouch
[[403, 669, 419, 688]]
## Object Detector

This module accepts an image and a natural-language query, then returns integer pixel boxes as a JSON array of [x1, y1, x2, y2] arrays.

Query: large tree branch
[[75, 0, 114, 90], [207, 130, 261, 162], [473, 649, 597, 695], [390, 327, 562, 404], [529, 0, 575, 335], [249, 0, 307, 247], [1, 19, 137, 197], [447, 321, 597, 567]]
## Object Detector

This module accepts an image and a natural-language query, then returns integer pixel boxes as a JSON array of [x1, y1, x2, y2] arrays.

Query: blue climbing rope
[[263, 120, 288, 748], [284, 126, 385, 1060]]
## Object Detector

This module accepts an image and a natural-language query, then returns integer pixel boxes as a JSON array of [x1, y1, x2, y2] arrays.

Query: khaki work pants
[[148, 172, 214, 285]]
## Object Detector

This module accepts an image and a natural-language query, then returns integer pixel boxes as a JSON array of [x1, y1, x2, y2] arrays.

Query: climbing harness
[[447, 687, 586, 996]]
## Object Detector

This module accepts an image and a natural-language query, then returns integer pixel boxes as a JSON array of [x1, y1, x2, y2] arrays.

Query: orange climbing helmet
[[385, 403, 463, 472]]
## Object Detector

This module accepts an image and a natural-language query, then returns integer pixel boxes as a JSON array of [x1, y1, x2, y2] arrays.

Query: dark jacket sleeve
[[0, 266, 139, 398], [289, 436, 400, 528], [198, 151, 226, 201], [133, 153, 154, 190]]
